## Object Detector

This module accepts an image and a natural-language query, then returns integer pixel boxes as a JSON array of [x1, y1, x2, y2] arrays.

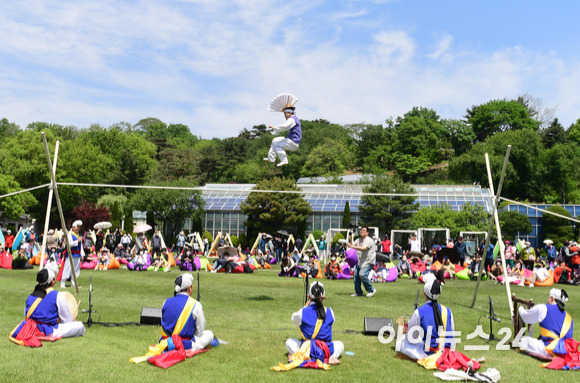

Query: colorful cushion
[[385, 267, 398, 282], [456, 268, 470, 280], [346, 248, 358, 268]]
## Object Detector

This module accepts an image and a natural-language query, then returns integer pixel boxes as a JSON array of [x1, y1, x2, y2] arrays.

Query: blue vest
[[161, 294, 197, 349], [300, 304, 335, 359], [25, 290, 59, 335], [417, 301, 453, 350], [300, 304, 333, 341], [71, 232, 82, 257], [540, 304, 573, 346], [286, 116, 302, 145]]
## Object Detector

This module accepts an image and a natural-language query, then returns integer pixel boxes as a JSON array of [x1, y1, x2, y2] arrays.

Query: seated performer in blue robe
[[397, 273, 455, 360], [9, 263, 85, 346], [274, 282, 344, 370]]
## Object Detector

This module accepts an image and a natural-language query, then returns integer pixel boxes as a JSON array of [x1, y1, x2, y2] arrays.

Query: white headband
[[424, 273, 441, 300], [309, 281, 325, 300], [550, 288, 568, 304], [175, 274, 194, 294]]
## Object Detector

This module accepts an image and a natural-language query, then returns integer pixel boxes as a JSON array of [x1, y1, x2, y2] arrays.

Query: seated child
[[369, 260, 388, 283], [324, 254, 341, 280], [153, 248, 171, 272], [132, 249, 147, 271], [441, 257, 455, 278], [96, 248, 110, 270]]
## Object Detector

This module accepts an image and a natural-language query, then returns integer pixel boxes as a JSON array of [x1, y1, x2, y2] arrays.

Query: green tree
[[240, 177, 311, 239], [498, 210, 533, 242], [97, 194, 128, 211], [302, 139, 353, 177], [410, 203, 459, 236], [129, 181, 205, 239], [568, 118, 580, 145], [342, 201, 351, 229], [448, 129, 544, 201], [542, 143, 580, 203], [541, 118, 567, 149], [0, 174, 37, 219], [466, 99, 539, 142], [442, 119, 475, 156], [359, 175, 419, 233], [110, 202, 122, 228], [0, 118, 20, 138], [541, 206, 574, 248], [332, 232, 345, 246], [410, 203, 489, 238], [123, 205, 134, 234]]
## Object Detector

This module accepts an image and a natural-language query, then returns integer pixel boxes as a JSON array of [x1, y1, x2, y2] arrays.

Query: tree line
[[0, 94, 578, 239]]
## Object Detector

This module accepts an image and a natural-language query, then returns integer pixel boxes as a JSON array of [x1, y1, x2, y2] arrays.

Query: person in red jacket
[[5, 230, 14, 253]]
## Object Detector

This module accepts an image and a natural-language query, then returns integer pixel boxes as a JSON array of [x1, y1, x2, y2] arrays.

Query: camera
[[346, 222, 358, 230]]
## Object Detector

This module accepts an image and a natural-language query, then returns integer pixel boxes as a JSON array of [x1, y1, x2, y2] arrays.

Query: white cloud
[[0, 0, 579, 137]]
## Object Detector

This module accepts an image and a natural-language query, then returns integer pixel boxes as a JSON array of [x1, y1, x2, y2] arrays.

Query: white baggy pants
[[61, 257, 80, 287], [268, 137, 299, 163]]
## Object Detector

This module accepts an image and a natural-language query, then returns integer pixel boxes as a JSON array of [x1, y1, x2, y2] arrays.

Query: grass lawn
[[0, 266, 577, 383]]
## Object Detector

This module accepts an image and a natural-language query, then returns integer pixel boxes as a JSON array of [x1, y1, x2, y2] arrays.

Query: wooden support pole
[[41, 133, 79, 295], [470, 146, 512, 317], [39, 141, 59, 270]]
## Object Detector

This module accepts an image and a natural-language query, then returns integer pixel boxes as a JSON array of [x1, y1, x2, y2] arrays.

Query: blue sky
[[0, 0, 579, 138]]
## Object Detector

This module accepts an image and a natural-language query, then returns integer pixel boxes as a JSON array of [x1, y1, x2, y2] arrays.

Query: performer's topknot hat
[[72, 220, 83, 228], [424, 273, 441, 300], [268, 93, 298, 113], [174, 273, 194, 296], [309, 281, 325, 300]]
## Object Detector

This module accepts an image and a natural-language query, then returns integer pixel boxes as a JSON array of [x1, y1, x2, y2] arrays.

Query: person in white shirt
[[409, 234, 421, 253], [264, 106, 302, 167], [519, 260, 549, 287], [347, 226, 377, 297], [517, 288, 573, 358]]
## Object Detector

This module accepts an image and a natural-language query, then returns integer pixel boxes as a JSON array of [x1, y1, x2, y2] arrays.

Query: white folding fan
[[268, 93, 298, 112]]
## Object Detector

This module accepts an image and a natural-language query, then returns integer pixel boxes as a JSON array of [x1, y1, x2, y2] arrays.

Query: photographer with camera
[[347, 226, 377, 298]]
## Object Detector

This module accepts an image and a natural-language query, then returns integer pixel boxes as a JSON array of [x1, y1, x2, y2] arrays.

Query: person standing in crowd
[[4, 229, 14, 253], [348, 226, 376, 298], [295, 236, 303, 253], [203, 237, 209, 255], [151, 230, 163, 260], [120, 232, 130, 250], [135, 232, 145, 254], [409, 234, 421, 254], [522, 241, 536, 270], [545, 241, 558, 266], [82, 231, 92, 259], [113, 227, 122, 247], [61, 221, 83, 289], [258, 233, 267, 255], [381, 235, 391, 257], [95, 228, 104, 254], [504, 240, 515, 270], [454, 236, 467, 266], [105, 231, 116, 253], [484, 241, 495, 273], [318, 235, 327, 260], [217, 234, 226, 247], [46, 229, 60, 263]]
